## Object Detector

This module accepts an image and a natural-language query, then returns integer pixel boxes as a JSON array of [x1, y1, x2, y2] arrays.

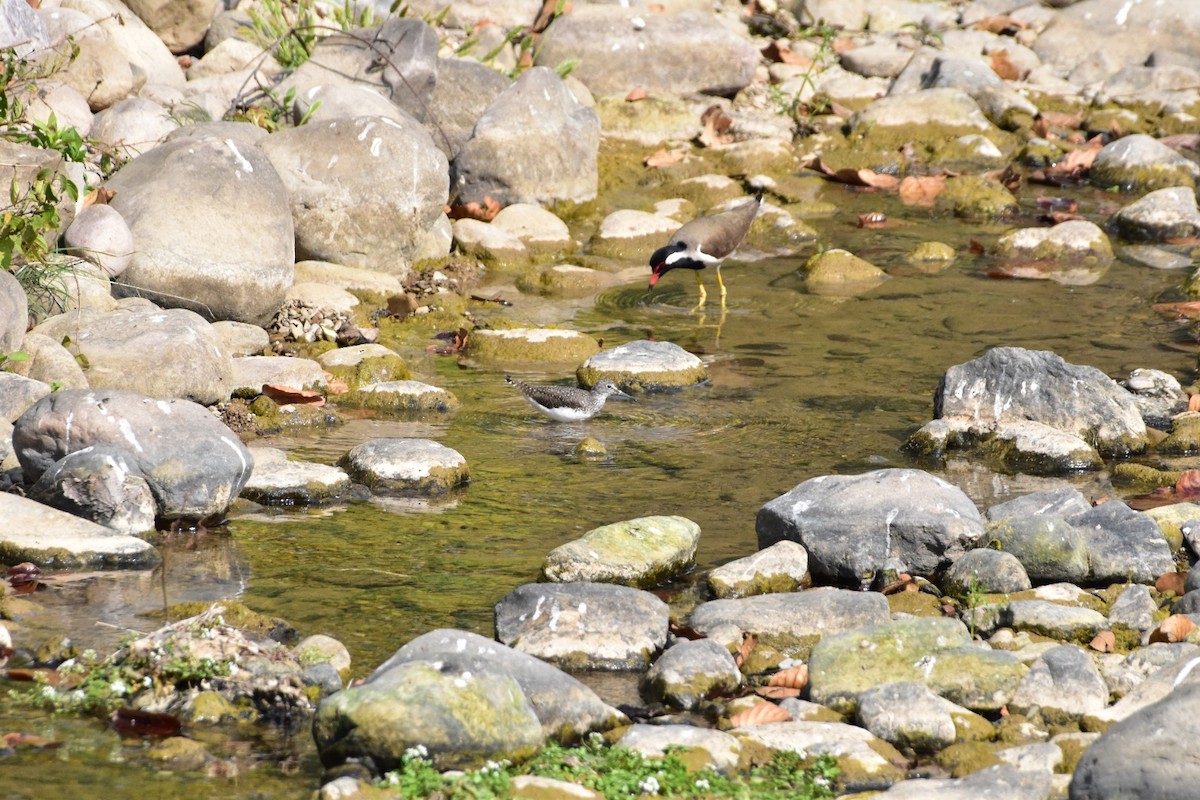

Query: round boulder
[[576, 340, 707, 392], [338, 438, 468, 495]]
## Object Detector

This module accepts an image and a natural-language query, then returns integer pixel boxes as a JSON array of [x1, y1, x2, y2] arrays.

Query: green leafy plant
[[768, 22, 839, 131], [379, 734, 840, 799], [0, 349, 28, 369], [245, 0, 319, 69]]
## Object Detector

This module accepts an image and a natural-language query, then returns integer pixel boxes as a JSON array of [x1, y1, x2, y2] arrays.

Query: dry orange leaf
[[1040, 110, 1084, 129], [261, 384, 326, 407], [1190, 393, 1200, 412], [972, 15, 1026, 34], [768, 664, 809, 690], [1178, 470, 1200, 500], [644, 148, 687, 168], [322, 372, 350, 395], [898, 175, 945, 206], [734, 632, 758, 668], [1089, 630, 1115, 653], [83, 186, 115, 209], [1155, 571, 1187, 596], [755, 686, 802, 700], [626, 87, 648, 102], [1152, 301, 1200, 320], [697, 105, 735, 148], [857, 212, 888, 228], [729, 701, 791, 728], [990, 49, 1020, 81], [1150, 614, 1197, 644], [761, 41, 810, 66], [447, 195, 501, 222]]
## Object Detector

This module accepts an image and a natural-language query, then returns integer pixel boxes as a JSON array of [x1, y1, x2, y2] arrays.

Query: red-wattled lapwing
[[648, 192, 763, 309], [505, 376, 632, 422]]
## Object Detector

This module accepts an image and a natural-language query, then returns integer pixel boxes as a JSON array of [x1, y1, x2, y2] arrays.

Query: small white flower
[[404, 744, 429, 761], [142, 676, 153, 687], [638, 775, 660, 795], [110, 679, 128, 696], [41, 685, 57, 699], [70, 690, 85, 703], [815, 775, 831, 787], [695, 778, 710, 790]]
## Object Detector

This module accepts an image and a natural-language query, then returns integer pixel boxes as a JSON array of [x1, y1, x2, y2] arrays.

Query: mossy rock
[[593, 94, 702, 147], [247, 394, 344, 432], [465, 327, 601, 365], [318, 345, 410, 390], [1156, 414, 1200, 454], [337, 381, 460, 414], [907, 240, 956, 269], [577, 339, 708, 392], [801, 248, 888, 295], [935, 176, 1019, 219], [516, 264, 621, 298], [935, 741, 1003, 778], [161, 600, 297, 643]]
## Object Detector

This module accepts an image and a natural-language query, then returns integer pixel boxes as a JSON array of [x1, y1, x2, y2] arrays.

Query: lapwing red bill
[[648, 191, 762, 309]]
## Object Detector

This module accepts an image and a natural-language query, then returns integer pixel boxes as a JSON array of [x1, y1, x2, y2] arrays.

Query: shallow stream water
[[5, 182, 1198, 797]]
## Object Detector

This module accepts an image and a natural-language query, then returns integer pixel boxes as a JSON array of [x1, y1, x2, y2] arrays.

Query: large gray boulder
[[1070, 682, 1200, 800], [104, 128, 294, 324], [13, 388, 254, 522], [452, 67, 599, 207], [262, 114, 448, 273], [535, 7, 758, 98], [425, 57, 511, 159], [0, 268, 26, 353], [756, 468, 984, 584], [283, 17, 439, 121], [909, 347, 1149, 468], [33, 307, 234, 405], [0, 491, 159, 569]]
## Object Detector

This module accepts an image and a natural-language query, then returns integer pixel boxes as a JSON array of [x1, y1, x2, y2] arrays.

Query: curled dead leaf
[[1150, 614, 1197, 644], [729, 700, 791, 727], [322, 372, 350, 396], [644, 148, 688, 168], [446, 195, 501, 222], [767, 664, 809, 690], [755, 686, 801, 700], [1151, 301, 1200, 321], [734, 632, 758, 668], [1156, 571, 1188, 596], [1089, 630, 1116, 653], [697, 105, 735, 148], [83, 186, 115, 209], [261, 384, 326, 407], [1176, 470, 1200, 500], [898, 175, 945, 206], [761, 41, 810, 66], [626, 87, 648, 102], [1191, 393, 1200, 412], [990, 49, 1021, 81]]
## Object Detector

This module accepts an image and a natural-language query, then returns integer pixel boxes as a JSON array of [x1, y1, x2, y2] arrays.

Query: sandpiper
[[505, 375, 632, 422], [648, 191, 763, 309]]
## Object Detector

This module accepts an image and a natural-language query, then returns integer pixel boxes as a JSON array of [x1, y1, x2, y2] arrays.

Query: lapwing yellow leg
[[691, 271, 708, 312], [716, 265, 727, 308]]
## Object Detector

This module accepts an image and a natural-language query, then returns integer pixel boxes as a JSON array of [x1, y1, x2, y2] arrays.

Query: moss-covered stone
[[935, 176, 1019, 219], [1108, 461, 1180, 491], [147, 736, 211, 771], [337, 381, 460, 414], [801, 248, 887, 295], [935, 741, 1003, 778], [466, 328, 601, 365], [907, 241, 956, 269], [516, 264, 621, 298], [542, 515, 700, 588], [1156, 414, 1200, 454]]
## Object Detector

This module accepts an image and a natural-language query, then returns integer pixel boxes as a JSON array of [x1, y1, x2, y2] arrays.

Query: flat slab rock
[[0, 491, 159, 569], [240, 447, 351, 505], [494, 581, 669, 671], [542, 514, 700, 588], [338, 438, 468, 496], [576, 340, 708, 392], [464, 328, 600, 365]]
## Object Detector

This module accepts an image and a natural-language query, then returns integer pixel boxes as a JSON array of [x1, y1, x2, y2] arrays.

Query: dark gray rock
[[1070, 682, 1200, 800], [535, 6, 757, 98], [1109, 584, 1157, 631], [1069, 500, 1174, 584], [452, 67, 599, 207], [984, 515, 1090, 584], [105, 129, 294, 325], [881, 763, 1052, 799], [28, 444, 157, 534], [494, 581, 668, 671], [928, 347, 1148, 459], [371, 628, 624, 742], [13, 388, 253, 522], [756, 468, 984, 583], [1124, 368, 1188, 429], [985, 487, 1091, 522], [642, 638, 742, 710], [942, 548, 1031, 595], [1010, 644, 1109, 719], [425, 57, 510, 159], [856, 681, 992, 754], [1090, 134, 1199, 194]]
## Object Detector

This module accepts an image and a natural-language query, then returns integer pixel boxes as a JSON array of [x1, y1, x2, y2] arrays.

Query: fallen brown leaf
[[447, 195, 501, 222], [261, 384, 326, 407], [626, 87, 648, 102], [973, 14, 1027, 35], [1177, 470, 1200, 500], [644, 148, 688, 168], [322, 372, 350, 395], [767, 664, 809, 690], [111, 707, 183, 739], [1152, 301, 1200, 320], [729, 700, 791, 727], [1089, 630, 1116, 653], [697, 105, 735, 148], [2, 731, 63, 749], [83, 186, 115, 209], [734, 632, 758, 668], [1039, 110, 1084, 129], [1150, 614, 1197, 644], [761, 41, 810, 66], [990, 49, 1020, 81], [755, 686, 802, 700], [1160, 133, 1200, 151], [857, 212, 888, 228], [1191, 394, 1200, 412], [898, 174, 945, 206], [1156, 571, 1188, 596]]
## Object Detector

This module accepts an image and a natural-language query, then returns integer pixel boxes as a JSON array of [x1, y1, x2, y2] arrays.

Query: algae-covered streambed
[[5, 184, 1196, 797]]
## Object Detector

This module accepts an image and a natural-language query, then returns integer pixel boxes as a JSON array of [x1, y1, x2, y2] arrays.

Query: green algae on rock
[[934, 175, 1019, 219], [577, 339, 708, 392], [465, 328, 601, 365], [542, 515, 700, 588], [800, 248, 888, 295]]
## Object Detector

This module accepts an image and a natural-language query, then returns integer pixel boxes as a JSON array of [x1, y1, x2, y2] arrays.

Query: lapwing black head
[[505, 375, 632, 422], [648, 191, 763, 308]]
